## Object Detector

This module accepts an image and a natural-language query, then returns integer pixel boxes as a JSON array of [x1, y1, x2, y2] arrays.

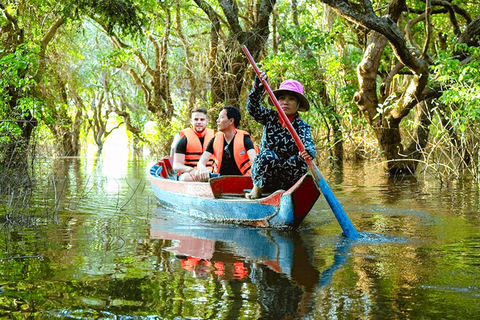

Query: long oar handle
[[242, 45, 359, 239]]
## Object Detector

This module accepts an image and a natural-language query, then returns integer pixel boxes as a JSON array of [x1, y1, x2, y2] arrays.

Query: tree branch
[[219, 0, 243, 36], [404, 13, 424, 52], [380, 61, 404, 100], [40, 16, 65, 57], [121, 65, 151, 106], [433, 0, 461, 37], [0, 3, 17, 26], [421, 0, 432, 59], [110, 33, 155, 76], [192, 0, 222, 75], [458, 16, 480, 47], [319, 0, 429, 75]]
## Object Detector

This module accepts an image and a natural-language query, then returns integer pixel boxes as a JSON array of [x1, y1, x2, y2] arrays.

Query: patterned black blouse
[[246, 80, 316, 190]]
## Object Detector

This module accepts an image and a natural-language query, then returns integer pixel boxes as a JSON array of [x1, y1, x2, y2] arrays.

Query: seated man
[[196, 106, 257, 181], [173, 107, 215, 181]]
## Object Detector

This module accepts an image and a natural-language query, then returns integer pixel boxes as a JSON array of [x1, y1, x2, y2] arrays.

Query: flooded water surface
[[1, 153, 479, 319]]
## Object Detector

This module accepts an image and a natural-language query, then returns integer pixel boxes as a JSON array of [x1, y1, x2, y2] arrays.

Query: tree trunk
[[109, 5, 173, 126], [322, 0, 432, 174], [194, 0, 275, 108]]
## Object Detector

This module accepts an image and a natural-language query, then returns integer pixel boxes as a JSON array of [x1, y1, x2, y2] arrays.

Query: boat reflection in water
[[151, 218, 313, 278], [150, 213, 353, 319]]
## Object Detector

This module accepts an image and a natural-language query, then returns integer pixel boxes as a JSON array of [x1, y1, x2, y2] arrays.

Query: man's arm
[[196, 151, 213, 181], [172, 153, 193, 174], [172, 136, 193, 174], [244, 135, 257, 164], [247, 149, 256, 164], [169, 133, 180, 156]]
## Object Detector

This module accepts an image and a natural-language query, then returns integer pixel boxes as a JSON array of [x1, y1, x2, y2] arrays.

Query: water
[[0, 154, 479, 319]]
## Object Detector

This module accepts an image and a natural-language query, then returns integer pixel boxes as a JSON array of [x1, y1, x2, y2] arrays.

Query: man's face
[[216, 109, 232, 132], [190, 111, 208, 133]]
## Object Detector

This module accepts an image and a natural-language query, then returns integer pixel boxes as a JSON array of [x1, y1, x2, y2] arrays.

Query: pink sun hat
[[267, 79, 310, 112]]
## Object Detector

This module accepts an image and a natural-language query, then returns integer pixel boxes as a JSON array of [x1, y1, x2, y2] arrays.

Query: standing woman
[[245, 73, 316, 199]]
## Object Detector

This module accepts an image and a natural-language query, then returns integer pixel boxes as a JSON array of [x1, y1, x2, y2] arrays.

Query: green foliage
[[433, 47, 480, 131], [60, 0, 147, 36], [0, 44, 44, 155], [262, 5, 364, 148], [0, 44, 39, 110], [2, 0, 479, 174]]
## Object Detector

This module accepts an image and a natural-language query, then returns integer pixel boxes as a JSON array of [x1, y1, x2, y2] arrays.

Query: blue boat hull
[[149, 157, 320, 228]]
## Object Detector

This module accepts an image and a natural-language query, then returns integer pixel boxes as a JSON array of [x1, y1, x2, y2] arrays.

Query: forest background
[[2, 0, 480, 190]]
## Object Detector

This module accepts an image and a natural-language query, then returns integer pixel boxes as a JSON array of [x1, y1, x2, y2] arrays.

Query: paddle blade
[[312, 167, 360, 239]]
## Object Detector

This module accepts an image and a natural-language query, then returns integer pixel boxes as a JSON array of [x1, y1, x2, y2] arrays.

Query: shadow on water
[[149, 208, 410, 320]]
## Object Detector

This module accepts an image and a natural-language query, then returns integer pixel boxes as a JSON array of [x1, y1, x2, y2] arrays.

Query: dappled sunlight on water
[[1, 155, 479, 319]]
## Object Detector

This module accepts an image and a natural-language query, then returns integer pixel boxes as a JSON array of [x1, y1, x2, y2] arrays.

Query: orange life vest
[[212, 130, 252, 176], [180, 128, 214, 169]]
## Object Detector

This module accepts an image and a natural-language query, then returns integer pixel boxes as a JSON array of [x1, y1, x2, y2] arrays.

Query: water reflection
[[150, 211, 323, 319]]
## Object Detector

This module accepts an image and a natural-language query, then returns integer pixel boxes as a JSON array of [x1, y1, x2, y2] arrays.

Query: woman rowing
[[245, 72, 316, 199]]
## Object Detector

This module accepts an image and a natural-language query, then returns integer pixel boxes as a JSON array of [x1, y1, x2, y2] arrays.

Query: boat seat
[[210, 175, 253, 198], [162, 157, 174, 175], [157, 161, 168, 178]]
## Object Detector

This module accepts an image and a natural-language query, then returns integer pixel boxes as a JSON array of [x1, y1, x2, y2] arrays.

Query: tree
[[0, 0, 145, 165], [259, 1, 357, 165], [1, 3, 42, 166], [194, 0, 276, 108], [39, 68, 84, 157], [317, 0, 480, 174], [87, 84, 119, 154]]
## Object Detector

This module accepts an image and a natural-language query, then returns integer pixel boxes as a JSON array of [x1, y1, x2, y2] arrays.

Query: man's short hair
[[223, 106, 241, 128], [191, 107, 208, 116]]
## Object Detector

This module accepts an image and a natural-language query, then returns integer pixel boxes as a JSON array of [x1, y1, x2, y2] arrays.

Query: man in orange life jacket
[[196, 106, 256, 181], [173, 107, 215, 181]]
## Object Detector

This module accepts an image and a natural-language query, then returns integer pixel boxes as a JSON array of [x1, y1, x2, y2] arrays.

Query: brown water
[[0, 153, 479, 319]]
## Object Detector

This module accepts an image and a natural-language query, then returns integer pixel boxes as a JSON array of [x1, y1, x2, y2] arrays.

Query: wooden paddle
[[242, 45, 360, 239]]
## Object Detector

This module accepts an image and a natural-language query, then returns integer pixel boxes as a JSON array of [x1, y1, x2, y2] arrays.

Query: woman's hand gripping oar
[[242, 45, 359, 239]]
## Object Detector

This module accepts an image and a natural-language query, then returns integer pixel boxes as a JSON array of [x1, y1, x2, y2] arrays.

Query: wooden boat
[[149, 156, 321, 228]]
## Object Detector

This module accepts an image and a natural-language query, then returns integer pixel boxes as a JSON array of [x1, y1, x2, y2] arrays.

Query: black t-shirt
[[175, 136, 206, 154], [206, 134, 254, 175]]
